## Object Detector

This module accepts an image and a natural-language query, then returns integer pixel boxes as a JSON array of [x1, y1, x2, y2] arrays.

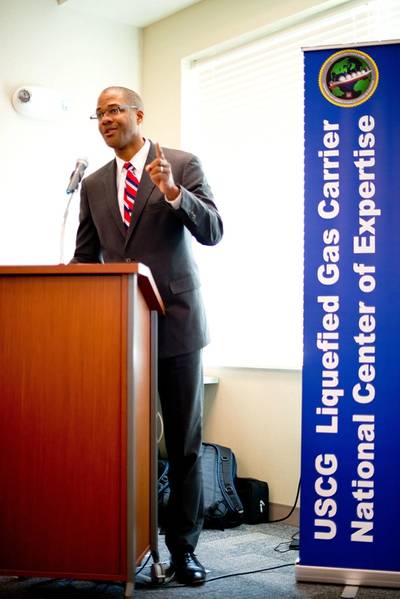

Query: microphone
[[66, 158, 88, 194]]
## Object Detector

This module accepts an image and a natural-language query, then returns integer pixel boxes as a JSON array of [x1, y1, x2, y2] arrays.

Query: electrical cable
[[204, 561, 296, 583], [156, 411, 164, 444], [274, 541, 292, 554], [136, 477, 301, 588], [274, 529, 300, 553], [291, 530, 300, 541], [136, 561, 296, 590], [268, 478, 301, 523], [135, 552, 152, 576]]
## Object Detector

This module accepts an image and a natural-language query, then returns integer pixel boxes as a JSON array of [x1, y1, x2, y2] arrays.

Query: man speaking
[[72, 86, 223, 585]]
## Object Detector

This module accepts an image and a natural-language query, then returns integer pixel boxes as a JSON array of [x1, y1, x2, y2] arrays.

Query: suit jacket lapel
[[125, 142, 157, 245], [101, 160, 126, 238]]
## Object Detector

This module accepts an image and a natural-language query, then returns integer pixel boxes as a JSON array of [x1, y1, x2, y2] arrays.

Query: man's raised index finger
[[155, 142, 165, 159]]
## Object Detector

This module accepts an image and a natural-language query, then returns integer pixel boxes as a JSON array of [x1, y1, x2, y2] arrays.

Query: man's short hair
[[100, 86, 144, 110]]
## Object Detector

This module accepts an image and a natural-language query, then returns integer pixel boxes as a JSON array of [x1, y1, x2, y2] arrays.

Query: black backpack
[[202, 442, 244, 529], [158, 443, 244, 530]]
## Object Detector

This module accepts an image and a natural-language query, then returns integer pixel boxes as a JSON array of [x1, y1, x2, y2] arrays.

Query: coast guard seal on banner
[[319, 49, 379, 107]]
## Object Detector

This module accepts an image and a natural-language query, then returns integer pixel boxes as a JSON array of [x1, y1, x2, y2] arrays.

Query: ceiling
[[57, 0, 202, 28]]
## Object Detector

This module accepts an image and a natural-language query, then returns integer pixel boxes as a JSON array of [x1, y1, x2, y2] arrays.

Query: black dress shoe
[[169, 552, 206, 585]]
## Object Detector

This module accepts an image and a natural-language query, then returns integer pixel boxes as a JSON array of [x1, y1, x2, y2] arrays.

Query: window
[[182, 0, 400, 369]]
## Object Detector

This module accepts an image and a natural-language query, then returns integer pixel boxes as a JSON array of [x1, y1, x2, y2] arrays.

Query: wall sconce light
[[12, 86, 69, 120]]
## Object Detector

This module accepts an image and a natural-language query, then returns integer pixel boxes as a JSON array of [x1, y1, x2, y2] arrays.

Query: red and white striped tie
[[123, 162, 139, 228]]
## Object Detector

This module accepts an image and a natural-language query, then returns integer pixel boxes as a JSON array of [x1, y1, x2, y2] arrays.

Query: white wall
[[0, 0, 141, 264], [0, 0, 328, 512]]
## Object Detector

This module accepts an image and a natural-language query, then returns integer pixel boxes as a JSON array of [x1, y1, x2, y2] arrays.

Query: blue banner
[[298, 42, 400, 582]]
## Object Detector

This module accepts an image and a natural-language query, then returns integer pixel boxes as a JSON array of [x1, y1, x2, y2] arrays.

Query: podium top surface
[[0, 262, 164, 314]]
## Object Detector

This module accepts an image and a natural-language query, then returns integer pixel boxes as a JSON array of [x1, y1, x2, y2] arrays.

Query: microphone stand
[[60, 189, 76, 264]]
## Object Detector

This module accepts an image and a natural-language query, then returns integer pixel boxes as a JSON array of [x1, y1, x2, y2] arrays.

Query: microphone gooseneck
[[66, 158, 88, 194], [61, 157, 89, 263]]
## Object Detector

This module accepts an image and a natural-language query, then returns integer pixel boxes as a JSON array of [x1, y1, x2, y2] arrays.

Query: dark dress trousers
[[72, 140, 223, 554]]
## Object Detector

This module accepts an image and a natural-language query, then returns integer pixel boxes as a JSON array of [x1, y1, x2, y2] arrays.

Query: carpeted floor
[[1, 523, 400, 598]]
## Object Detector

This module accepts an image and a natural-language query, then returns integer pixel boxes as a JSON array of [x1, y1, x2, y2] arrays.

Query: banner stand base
[[295, 563, 400, 588]]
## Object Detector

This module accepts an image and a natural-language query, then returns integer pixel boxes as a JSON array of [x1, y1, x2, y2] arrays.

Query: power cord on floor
[[274, 529, 300, 553], [202, 561, 296, 583], [289, 530, 300, 550], [268, 478, 301, 523], [135, 561, 296, 589], [271, 478, 301, 554], [136, 478, 301, 588]]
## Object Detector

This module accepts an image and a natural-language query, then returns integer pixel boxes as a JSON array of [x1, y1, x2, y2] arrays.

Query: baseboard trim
[[269, 503, 299, 526]]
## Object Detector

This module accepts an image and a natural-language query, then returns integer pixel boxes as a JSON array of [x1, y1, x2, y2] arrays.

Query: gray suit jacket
[[72, 141, 223, 358]]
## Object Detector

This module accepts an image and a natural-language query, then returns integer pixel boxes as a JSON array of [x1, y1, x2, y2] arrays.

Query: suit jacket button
[[125, 258, 132, 263]]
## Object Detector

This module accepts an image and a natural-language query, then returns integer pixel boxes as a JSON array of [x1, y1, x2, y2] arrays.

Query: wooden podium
[[0, 263, 164, 595]]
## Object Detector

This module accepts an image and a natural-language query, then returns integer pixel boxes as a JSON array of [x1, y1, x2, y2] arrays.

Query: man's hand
[[145, 142, 180, 202]]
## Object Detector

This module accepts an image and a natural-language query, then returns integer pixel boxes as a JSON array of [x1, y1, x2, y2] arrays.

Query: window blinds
[[182, 0, 400, 369]]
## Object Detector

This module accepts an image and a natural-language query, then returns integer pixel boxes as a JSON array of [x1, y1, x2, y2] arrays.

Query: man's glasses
[[90, 104, 138, 120]]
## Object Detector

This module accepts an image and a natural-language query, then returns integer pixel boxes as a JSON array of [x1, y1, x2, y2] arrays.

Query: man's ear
[[136, 109, 144, 124]]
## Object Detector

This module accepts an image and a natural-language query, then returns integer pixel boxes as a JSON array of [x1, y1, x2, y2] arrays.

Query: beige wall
[[203, 368, 301, 510], [141, 0, 339, 508], [0, 0, 141, 264]]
